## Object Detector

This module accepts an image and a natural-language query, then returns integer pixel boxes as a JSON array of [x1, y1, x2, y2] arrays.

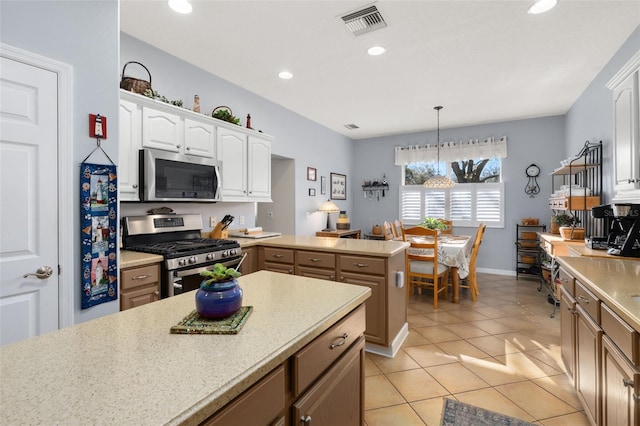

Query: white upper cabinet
[[217, 126, 247, 199], [247, 136, 271, 200], [120, 89, 273, 202], [184, 118, 215, 158], [119, 98, 141, 201], [607, 51, 640, 202], [142, 107, 184, 153], [612, 72, 639, 191], [216, 127, 273, 202]]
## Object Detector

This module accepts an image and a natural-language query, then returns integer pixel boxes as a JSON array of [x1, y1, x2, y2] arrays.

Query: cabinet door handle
[[634, 393, 640, 402], [354, 263, 369, 268], [577, 295, 590, 304], [623, 378, 634, 387], [330, 275, 335, 280], [186, 146, 190, 151], [300, 415, 312, 425], [176, 144, 181, 149], [309, 258, 321, 262], [330, 333, 348, 349], [272, 254, 284, 258], [132, 274, 152, 280], [288, 269, 293, 274], [153, 291, 160, 296], [132, 184, 138, 188]]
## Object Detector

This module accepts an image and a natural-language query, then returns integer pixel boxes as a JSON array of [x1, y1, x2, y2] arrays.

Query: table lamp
[[318, 199, 340, 231]]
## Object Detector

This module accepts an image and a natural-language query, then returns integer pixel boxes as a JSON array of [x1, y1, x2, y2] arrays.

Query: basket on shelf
[[520, 255, 536, 264], [521, 231, 537, 240], [120, 61, 152, 94], [211, 106, 240, 125], [521, 217, 539, 225]]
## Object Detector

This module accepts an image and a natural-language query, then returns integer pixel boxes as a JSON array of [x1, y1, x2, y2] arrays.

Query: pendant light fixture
[[423, 106, 455, 189]]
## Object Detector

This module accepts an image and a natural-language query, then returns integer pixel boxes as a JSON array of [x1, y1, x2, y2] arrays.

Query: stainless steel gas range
[[122, 214, 242, 298]]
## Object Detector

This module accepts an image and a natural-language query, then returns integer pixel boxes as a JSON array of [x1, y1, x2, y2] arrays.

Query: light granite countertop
[[0, 271, 370, 426], [231, 234, 409, 257], [557, 256, 640, 330], [120, 249, 164, 269]]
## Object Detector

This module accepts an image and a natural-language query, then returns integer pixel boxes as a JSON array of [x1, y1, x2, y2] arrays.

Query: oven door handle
[[173, 258, 241, 278]]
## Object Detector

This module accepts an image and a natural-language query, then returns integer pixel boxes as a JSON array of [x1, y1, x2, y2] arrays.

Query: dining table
[[407, 234, 473, 303]]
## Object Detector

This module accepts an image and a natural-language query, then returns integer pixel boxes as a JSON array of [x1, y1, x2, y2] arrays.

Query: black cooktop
[[127, 238, 240, 258]]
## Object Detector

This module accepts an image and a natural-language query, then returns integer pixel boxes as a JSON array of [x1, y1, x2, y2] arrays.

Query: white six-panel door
[[0, 56, 59, 346]]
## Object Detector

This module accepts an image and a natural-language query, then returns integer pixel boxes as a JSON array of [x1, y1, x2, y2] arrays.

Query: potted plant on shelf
[[553, 214, 584, 240], [419, 217, 449, 233], [197, 264, 242, 319]]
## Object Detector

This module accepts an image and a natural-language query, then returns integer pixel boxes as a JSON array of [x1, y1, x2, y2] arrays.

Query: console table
[[316, 229, 361, 239]]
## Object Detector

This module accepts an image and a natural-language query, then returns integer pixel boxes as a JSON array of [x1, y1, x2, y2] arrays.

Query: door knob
[[23, 266, 54, 279]]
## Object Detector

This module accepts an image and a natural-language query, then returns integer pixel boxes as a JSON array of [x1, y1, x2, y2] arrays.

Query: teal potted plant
[[419, 217, 448, 233], [197, 264, 242, 319]]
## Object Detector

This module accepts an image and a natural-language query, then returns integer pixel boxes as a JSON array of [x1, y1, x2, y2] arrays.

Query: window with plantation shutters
[[399, 183, 504, 228]]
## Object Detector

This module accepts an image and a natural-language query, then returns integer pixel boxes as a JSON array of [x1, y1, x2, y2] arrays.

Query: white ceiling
[[120, 1, 639, 139]]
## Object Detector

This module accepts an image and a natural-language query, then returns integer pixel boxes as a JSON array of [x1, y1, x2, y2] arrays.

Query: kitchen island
[[0, 271, 370, 425], [232, 234, 409, 357]]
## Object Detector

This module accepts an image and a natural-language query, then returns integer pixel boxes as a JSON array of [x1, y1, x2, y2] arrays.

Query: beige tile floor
[[364, 273, 591, 426]]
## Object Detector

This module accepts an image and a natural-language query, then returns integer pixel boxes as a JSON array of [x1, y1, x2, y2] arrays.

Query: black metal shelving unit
[[515, 224, 546, 280]]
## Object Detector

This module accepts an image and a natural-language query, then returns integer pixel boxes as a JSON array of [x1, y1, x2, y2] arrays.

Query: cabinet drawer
[[262, 247, 294, 264], [295, 266, 336, 281], [557, 267, 575, 297], [121, 264, 160, 291], [601, 303, 640, 365], [203, 364, 285, 426], [293, 304, 365, 396], [297, 251, 336, 269], [575, 280, 600, 323], [338, 255, 385, 275]]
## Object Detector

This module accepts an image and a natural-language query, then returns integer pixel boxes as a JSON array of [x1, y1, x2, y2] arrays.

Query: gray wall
[[351, 116, 566, 274], [1, 0, 120, 323]]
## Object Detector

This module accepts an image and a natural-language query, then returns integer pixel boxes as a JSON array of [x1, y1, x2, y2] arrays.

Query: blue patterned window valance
[[394, 136, 508, 165]]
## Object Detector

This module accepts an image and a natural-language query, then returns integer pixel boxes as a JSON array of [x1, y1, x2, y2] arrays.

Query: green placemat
[[170, 306, 253, 335]]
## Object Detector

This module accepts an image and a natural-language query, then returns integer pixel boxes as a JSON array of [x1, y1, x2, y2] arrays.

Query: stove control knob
[[230, 249, 237, 256], [206, 253, 214, 261], [222, 250, 228, 257], [178, 259, 186, 266], [189, 256, 197, 264]]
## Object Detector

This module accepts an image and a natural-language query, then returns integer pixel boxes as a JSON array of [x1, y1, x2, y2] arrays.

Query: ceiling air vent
[[341, 5, 387, 36], [344, 123, 360, 130]]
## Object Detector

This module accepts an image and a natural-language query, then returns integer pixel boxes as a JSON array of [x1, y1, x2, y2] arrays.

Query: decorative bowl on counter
[[195, 279, 243, 319], [197, 264, 243, 319]]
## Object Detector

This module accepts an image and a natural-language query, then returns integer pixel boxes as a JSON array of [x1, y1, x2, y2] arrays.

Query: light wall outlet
[[210, 217, 217, 228], [239, 216, 245, 225], [266, 211, 273, 219]]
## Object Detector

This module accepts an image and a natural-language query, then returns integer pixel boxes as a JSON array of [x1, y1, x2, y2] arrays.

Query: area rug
[[441, 398, 536, 426]]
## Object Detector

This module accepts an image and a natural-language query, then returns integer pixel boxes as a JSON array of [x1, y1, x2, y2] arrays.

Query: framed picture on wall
[[307, 167, 317, 181], [330, 173, 346, 200], [320, 176, 326, 195]]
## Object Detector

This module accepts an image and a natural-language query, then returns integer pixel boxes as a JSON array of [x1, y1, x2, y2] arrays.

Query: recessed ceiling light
[[278, 71, 293, 80], [528, 0, 557, 14], [367, 46, 386, 56], [168, 0, 192, 14]]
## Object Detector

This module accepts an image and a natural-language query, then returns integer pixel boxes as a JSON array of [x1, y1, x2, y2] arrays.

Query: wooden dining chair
[[402, 226, 450, 308], [459, 223, 486, 301], [440, 219, 453, 235], [382, 221, 394, 240], [392, 220, 404, 238]]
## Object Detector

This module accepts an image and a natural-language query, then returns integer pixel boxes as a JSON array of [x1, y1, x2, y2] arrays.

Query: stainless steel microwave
[[139, 149, 222, 202]]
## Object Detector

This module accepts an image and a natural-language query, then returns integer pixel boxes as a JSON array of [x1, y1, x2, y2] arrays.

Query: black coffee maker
[[602, 203, 640, 257]]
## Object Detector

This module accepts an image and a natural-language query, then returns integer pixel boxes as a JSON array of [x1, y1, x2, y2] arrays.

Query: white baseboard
[[365, 322, 408, 358], [477, 267, 516, 276]]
